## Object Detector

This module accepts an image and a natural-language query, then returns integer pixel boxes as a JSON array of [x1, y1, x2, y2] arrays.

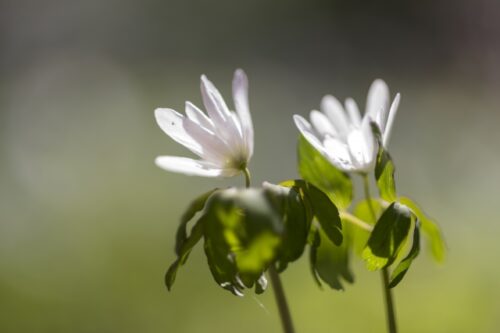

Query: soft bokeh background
[[1, 0, 500, 332]]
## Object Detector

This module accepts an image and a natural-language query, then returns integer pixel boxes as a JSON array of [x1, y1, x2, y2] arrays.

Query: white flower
[[155, 69, 254, 177], [293, 79, 400, 173]]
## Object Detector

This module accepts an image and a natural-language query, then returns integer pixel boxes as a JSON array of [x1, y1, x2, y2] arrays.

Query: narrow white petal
[[200, 75, 231, 123], [383, 93, 401, 147], [366, 79, 389, 127], [321, 95, 350, 136], [345, 98, 362, 126], [293, 115, 327, 155], [182, 116, 231, 164], [310, 110, 337, 138], [154, 108, 202, 155], [323, 136, 354, 171], [347, 119, 375, 170], [155, 156, 231, 177], [232, 69, 254, 157], [185, 101, 214, 132], [200, 74, 243, 151]]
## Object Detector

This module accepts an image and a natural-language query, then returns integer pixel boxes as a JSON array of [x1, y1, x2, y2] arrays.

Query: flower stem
[[243, 167, 251, 188], [362, 174, 398, 333], [269, 266, 296, 333], [243, 168, 295, 333]]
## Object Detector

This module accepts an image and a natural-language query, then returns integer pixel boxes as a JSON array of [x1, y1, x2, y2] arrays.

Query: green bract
[[166, 182, 341, 296]]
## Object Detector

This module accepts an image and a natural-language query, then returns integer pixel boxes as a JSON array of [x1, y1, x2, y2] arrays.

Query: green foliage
[[202, 188, 282, 295], [280, 180, 343, 246], [297, 135, 353, 209], [375, 146, 397, 203], [311, 223, 354, 291], [362, 202, 412, 270], [389, 223, 420, 288], [263, 182, 310, 272], [399, 197, 446, 262], [166, 189, 218, 290]]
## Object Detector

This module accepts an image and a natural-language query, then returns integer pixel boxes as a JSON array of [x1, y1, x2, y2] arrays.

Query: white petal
[[293, 115, 327, 155], [321, 95, 350, 136], [383, 93, 400, 147], [345, 98, 362, 126], [347, 118, 375, 170], [200, 74, 231, 123], [232, 69, 254, 157], [309, 110, 337, 138], [185, 101, 214, 132], [155, 156, 234, 177], [182, 116, 231, 164], [154, 108, 202, 155], [323, 136, 354, 171], [200, 74, 243, 150], [366, 79, 389, 128]]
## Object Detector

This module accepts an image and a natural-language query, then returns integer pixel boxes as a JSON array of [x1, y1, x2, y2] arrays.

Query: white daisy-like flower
[[294, 79, 400, 173], [155, 69, 254, 177]]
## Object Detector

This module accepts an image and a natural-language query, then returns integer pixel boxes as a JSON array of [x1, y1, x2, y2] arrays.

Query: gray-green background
[[1, 0, 499, 332]]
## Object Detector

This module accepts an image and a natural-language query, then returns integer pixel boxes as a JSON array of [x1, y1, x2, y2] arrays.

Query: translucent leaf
[[399, 197, 446, 262], [375, 146, 397, 203], [389, 223, 420, 288], [202, 188, 283, 295], [298, 135, 353, 209], [362, 202, 412, 270]]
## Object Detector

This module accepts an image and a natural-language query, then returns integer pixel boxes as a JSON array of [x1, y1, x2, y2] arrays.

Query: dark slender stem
[[269, 266, 296, 333], [362, 174, 398, 333], [242, 168, 295, 333]]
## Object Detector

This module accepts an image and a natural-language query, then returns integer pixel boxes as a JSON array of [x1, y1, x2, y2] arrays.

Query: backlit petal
[[232, 69, 254, 157], [154, 108, 202, 155], [383, 93, 400, 147], [155, 156, 232, 177], [321, 95, 350, 136]]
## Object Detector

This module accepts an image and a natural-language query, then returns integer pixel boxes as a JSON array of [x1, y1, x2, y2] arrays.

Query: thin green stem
[[362, 174, 398, 333], [242, 168, 295, 333], [243, 167, 251, 188], [339, 211, 373, 232]]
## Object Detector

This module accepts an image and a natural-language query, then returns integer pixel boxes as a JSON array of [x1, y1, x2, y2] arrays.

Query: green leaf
[[281, 180, 343, 246], [313, 223, 354, 290], [298, 135, 353, 209], [263, 182, 310, 272], [389, 223, 420, 288], [362, 202, 412, 270], [166, 189, 218, 291], [308, 227, 323, 288], [165, 217, 205, 291], [175, 188, 219, 255], [399, 197, 446, 262], [202, 188, 283, 295], [375, 146, 397, 203]]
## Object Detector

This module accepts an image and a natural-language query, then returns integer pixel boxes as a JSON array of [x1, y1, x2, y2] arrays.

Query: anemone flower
[[293, 79, 400, 173], [155, 69, 253, 177]]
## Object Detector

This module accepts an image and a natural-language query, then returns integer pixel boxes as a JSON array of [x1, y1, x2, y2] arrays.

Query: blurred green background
[[1, 0, 500, 332]]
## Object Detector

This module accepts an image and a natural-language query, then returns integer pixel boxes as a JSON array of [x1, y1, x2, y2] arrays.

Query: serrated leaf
[[298, 135, 353, 209], [263, 182, 310, 272], [281, 180, 343, 246], [399, 197, 446, 262], [362, 202, 412, 270], [389, 223, 420, 288], [314, 223, 354, 290]]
